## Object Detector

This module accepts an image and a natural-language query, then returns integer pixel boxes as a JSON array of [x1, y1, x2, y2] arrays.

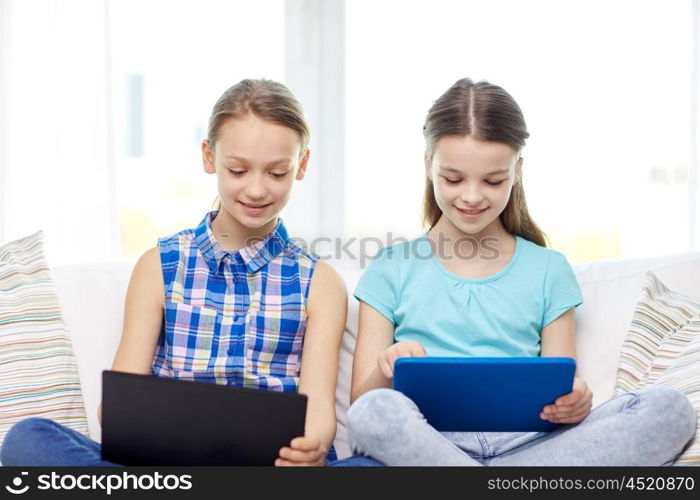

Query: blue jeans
[[1, 418, 119, 466], [331, 385, 696, 466], [1, 418, 337, 466]]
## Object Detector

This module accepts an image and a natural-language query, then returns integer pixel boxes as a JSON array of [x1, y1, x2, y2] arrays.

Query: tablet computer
[[393, 357, 576, 432], [101, 370, 307, 465]]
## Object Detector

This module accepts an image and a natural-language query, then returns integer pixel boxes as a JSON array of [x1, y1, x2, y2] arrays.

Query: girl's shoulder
[[515, 235, 565, 260], [283, 237, 315, 259], [515, 235, 576, 275], [362, 238, 418, 276], [281, 238, 318, 271], [359, 237, 423, 284], [157, 226, 196, 250]]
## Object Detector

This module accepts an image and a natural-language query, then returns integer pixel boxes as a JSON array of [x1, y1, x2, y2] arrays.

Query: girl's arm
[[277, 261, 347, 466], [539, 307, 593, 423], [97, 247, 164, 425], [540, 307, 576, 360], [350, 302, 396, 403]]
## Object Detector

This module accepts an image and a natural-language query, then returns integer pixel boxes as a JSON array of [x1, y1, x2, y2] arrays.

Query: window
[[110, 0, 285, 261], [345, 0, 694, 262]]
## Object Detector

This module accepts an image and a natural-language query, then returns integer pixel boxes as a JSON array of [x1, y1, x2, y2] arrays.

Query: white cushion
[[52, 262, 132, 443]]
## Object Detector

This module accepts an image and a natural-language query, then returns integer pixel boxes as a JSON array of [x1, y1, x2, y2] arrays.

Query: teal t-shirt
[[353, 235, 583, 358]]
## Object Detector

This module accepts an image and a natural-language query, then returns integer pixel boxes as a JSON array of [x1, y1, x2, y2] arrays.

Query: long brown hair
[[207, 79, 309, 211], [422, 78, 548, 247]]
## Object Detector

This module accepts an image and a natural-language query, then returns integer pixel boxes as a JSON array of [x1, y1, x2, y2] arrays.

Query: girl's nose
[[244, 174, 267, 199], [460, 186, 484, 206]]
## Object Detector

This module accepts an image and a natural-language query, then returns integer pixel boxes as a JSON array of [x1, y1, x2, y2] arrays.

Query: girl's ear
[[202, 140, 216, 174], [515, 156, 523, 183], [295, 148, 311, 181], [424, 152, 432, 180]]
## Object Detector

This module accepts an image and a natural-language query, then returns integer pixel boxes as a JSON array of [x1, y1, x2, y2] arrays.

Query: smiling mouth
[[240, 202, 271, 209], [457, 207, 487, 215]]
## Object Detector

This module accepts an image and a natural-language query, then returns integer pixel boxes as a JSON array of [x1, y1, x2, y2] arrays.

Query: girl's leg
[[487, 385, 696, 466], [328, 455, 386, 466], [1, 417, 120, 466], [346, 388, 485, 466]]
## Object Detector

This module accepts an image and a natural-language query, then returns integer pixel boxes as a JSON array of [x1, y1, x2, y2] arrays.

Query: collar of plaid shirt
[[193, 210, 290, 275]]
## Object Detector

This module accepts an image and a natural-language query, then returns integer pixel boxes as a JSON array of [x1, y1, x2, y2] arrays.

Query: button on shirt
[[151, 211, 317, 392]]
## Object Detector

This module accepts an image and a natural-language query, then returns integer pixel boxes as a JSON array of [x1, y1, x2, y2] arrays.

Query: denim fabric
[[329, 455, 385, 466], [1, 417, 336, 466], [1, 418, 119, 466], [338, 385, 696, 466]]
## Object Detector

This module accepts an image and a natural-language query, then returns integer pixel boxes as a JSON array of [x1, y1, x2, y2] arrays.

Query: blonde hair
[[206, 79, 309, 211]]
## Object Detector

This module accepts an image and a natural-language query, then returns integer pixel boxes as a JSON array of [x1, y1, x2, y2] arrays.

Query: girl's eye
[[486, 180, 504, 186], [271, 172, 289, 179], [443, 177, 461, 185], [228, 170, 246, 176]]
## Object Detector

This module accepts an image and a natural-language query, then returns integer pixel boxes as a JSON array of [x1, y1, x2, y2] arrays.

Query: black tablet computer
[[101, 370, 307, 465]]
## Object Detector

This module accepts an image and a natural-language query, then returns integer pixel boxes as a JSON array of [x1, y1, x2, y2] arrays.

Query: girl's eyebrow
[[439, 165, 510, 176], [224, 155, 291, 167]]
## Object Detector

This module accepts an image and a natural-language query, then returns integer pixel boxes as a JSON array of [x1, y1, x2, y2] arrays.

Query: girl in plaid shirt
[[2, 79, 347, 466]]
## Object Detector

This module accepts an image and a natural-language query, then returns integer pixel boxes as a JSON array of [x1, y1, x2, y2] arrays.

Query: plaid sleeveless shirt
[[151, 211, 317, 392]]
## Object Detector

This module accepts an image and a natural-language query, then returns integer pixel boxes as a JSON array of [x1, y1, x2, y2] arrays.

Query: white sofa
[[51, 252, 700, 459]]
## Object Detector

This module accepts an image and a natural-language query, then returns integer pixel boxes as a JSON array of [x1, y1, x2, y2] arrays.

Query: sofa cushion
[[613, 272, 700, 465], [51, 262, 133, 441], [572, 253, 700, 407], [0, 231, 88, 449]]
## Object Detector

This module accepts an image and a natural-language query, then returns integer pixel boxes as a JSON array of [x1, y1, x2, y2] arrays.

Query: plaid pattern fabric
[[152, 211, 317, 393]]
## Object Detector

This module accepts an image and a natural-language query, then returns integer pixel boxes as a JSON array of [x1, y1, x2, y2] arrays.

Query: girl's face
[[429, 135, 521, 237], [202, 114, 308, 229]]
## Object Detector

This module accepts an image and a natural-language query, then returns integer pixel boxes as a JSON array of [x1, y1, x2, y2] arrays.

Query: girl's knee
[[638, 386, 696, 439], [5, 417, 56, 439], [347, 389, 416, 442], [1, 418, 55, 464]]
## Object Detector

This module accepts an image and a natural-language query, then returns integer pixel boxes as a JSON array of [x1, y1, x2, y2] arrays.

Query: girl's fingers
[[555, 379, 588, 406], [547, 388, 592, 415], [290, 437, 321, 451], [547, 400, 584, 415], [542, 399, 592, 422], [383, 361, 393, 379], [279, 447, 324, 463], [379, 355, 393, 379], [548, 406, 592, 424], [412, 343, 428, 357], [555, 390, 583, 406], [547, 400, 588, 418], [380, 342, 429, 380], [542, 399, 591, 420]]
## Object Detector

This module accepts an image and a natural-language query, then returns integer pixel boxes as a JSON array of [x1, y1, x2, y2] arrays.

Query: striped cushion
[[0, 231, 88, 448], [613, 272, 700, 465]]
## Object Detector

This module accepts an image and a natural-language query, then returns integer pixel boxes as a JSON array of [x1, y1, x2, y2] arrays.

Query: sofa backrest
[[51, 251, 700, 459]]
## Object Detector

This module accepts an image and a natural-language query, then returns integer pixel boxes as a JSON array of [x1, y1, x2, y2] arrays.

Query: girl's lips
[[240, 202, 272, 215], [457, 206, 487, 218]]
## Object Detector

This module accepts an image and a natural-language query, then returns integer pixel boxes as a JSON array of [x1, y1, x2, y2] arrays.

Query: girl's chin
[[220, 205, 280, 229], [447, 214, 491, 235], [236, 214, 277, 228]]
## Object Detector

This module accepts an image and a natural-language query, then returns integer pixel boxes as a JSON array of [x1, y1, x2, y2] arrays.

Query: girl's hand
[[377, 341, 427, 379], [540, 376, 592, 424], [275, 436, 327, 467]]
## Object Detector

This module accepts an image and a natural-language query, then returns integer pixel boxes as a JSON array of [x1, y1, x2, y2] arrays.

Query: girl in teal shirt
[[332, 78, 695, 466]]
